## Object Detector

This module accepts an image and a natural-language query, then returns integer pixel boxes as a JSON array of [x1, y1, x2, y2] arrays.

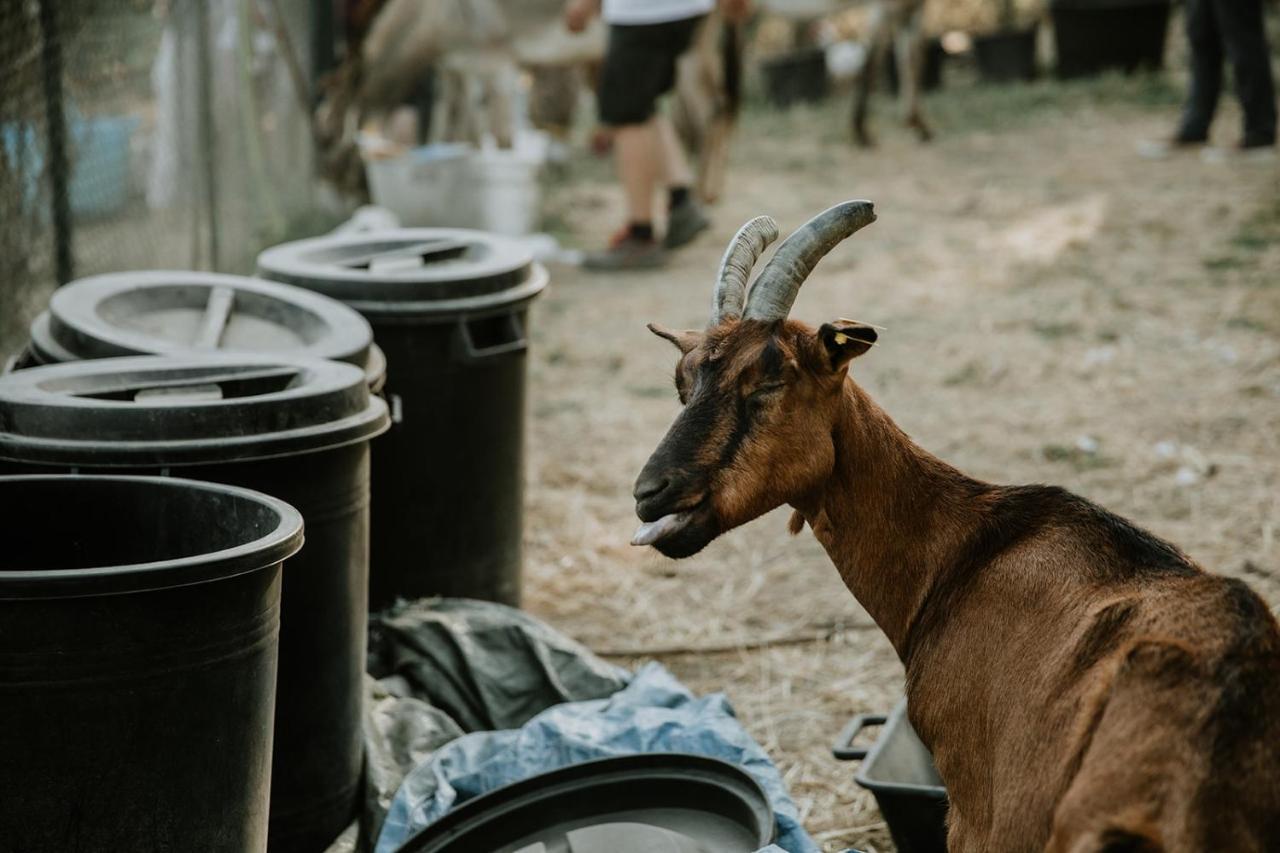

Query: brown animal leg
[[852, 8, 891, 147], [894, 7, 933, 143]]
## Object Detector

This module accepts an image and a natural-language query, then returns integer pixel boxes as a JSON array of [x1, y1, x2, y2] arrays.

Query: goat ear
[[647, 323, 702, 355], [818, 320, 878, 371]]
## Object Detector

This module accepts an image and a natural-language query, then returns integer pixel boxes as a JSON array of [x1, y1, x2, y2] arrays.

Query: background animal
[[315, 0, 742, 203], [631, 201, 1280, 852]]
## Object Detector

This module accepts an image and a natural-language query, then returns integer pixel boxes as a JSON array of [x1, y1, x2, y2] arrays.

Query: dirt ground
[[521, 69, 1280, 851]]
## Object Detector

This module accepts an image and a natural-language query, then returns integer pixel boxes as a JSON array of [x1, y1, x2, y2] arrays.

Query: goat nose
[[633, 473, 670, 503]]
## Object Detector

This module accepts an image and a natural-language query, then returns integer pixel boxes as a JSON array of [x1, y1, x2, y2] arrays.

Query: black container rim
[[0, 474, 304, 599], [0, 354, 391, 467], [396, 752, 775, 852], [853, 700, 948, 800], [256, 229, 549, 320], [42, 270, 375, 367]]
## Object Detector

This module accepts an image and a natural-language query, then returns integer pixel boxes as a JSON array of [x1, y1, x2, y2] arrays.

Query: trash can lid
[[255, 228, 549, 320], [35, 271, 380, 383], [0, 353, 390, 466]]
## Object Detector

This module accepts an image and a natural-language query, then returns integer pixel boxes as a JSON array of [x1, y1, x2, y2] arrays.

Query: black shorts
[[597, 15, 706, 127]]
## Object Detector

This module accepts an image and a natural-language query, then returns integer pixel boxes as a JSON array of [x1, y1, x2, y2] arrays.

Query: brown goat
[[632, 201, 1280, 852]]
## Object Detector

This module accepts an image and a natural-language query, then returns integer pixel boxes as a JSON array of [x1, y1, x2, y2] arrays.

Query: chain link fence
[[1, 0, 337, 356]]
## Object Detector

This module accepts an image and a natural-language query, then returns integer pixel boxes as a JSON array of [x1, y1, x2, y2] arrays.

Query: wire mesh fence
[[0, 0, 334, 356]]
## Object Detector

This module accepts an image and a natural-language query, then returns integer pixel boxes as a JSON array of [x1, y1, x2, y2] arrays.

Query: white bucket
[[363, 142, 473, 228], [467, 148, 542, 236], [362, 133, 546, 235]]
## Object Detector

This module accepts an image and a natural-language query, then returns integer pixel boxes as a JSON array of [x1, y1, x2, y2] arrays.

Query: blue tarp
[[374, 662, 820, 853]]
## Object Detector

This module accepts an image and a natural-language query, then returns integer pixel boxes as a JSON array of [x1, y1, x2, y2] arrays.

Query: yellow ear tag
[[834, 332, 849, 346]]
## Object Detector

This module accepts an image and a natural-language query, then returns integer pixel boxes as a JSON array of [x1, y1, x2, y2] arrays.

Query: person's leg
[[1176, 0, 1224, 142], [614, 119, 661, 231], [586, 23, 670, 269], [1212, 0, 1277, 146]]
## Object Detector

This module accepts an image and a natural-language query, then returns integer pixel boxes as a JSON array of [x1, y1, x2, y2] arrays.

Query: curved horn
[[710, 215, 778, 327], [743, 200, 876, 322]]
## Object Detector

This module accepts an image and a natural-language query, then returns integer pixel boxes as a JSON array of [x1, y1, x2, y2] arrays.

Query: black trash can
[[0, 474, 302, 853], [1051, 0, 1171, 79], [256, 229, 549, 609], [761, 48, 830, 108], [973, 26, 1039, 83], [0, 354, 390, 853], [25, 270, 387, 392]]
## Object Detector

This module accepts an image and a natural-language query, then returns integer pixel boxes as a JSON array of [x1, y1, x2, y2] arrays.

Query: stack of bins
[[0, 474, 303, 852], [256, 229, 549, 609], [22, 270, 387, 393], [0, 353, 390, 852]]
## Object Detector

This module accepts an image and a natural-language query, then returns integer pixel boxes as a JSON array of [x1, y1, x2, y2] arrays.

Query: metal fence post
[[36, 0, 72, 286]]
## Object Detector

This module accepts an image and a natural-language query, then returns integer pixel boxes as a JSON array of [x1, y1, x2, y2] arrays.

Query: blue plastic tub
[[2, 113, 139, 219]]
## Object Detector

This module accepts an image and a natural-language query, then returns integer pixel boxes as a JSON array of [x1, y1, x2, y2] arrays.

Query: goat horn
[[743, 200, 876, 322], [710, 215, 779, 326]]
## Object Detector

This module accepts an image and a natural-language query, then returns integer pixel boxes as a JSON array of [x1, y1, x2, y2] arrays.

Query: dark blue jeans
[[1178, 0, 1277, 145]]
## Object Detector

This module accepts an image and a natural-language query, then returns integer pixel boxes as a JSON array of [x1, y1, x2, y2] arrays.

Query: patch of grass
[[1041, 443, 1113, 471], [1227, 316, 1270, 333], [1202, 255, 1255, 271], [1033, 320, 1081, 339], [924, 70, 1181, 134]]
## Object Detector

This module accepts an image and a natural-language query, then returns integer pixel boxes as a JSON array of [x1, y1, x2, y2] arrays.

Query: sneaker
[[1201, 140, 1276, 164], [664, 198, 711, 250], [1135, 134, 1207, 160], [583, 228, 665, 271]]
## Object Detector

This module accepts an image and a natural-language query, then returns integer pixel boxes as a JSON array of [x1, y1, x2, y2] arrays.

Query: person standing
[[1172, 0, 1276, 156], [566, 0, 722, 269]]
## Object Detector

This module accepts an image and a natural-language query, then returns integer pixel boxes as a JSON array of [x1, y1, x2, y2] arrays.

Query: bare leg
[[614, 118, 661, 224]]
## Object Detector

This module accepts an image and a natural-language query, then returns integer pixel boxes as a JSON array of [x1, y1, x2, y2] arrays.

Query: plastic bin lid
[[0, 353, 390, 466], [394, 753, 775, 853], [33, 271, 381, 385], [255, 228, 549, 319]]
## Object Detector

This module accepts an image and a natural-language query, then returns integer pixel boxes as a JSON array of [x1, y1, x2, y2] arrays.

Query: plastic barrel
[[0, 474, 302, 853], [257, 229, 549, 609], [0, 355, 390, 853]]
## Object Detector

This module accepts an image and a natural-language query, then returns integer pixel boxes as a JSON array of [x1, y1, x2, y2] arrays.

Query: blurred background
[[1, 1, 1278, 849]]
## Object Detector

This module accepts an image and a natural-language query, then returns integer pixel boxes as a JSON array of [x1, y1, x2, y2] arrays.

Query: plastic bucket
[[257, 229, 549, 609], [468, 148, 542, 236], [761, 48, 830, 108], [1051, 0, 1171, 79], [0, 355, 390, 853], [364, 143, 473, 229], [0, 474, 302, 853], [973, 26, 1039, 83]]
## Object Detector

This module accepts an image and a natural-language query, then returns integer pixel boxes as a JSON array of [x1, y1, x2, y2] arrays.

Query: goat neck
[[792, 379, 993, 656]]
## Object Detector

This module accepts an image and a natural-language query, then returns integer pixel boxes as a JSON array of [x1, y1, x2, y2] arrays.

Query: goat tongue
[[631, 513, 689, 547]]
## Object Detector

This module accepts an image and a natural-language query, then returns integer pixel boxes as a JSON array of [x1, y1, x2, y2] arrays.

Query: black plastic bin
[[1051, 0, 1171, 79], [0, 474, 302, 853], [257, 229, 549, 609], [25, 269, 387, 391], [974, 26, 1039, 83], [832, 699, 949, 853], [762, 47, 830, 108], [0, 354, 390, 853]]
